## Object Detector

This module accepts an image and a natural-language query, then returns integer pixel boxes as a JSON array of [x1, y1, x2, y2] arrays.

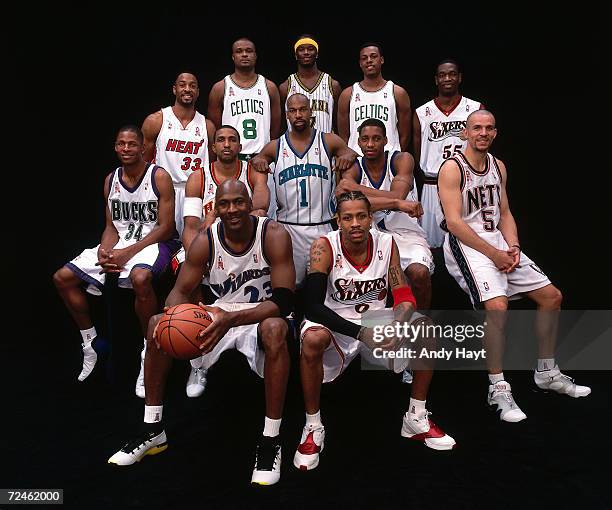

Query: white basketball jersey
[[441, 152, 502, 235], [348, 81, 400, 155], [274, 129, 334, 225], [201, 161, 252, 217], [222, 75, 271, 155], [286, 72, 334, 133], [208, 216, 272, 304], [108, 164, 161, 247], [324, 229, 393, 321], [416, 96, 482, 178], [357, 152, 425, 236], [154, 107, 209, 185]]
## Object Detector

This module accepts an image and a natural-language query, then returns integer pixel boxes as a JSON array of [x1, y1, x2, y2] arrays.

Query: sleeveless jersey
[[200, 161, 252, 217], [348, 81, 400, 155], [286, 72, 334, 133], [207, 216, 272, 304], [440, 152, 502, 235], [357, 152, 425, 236], [154, 106, 208, 185], [274, 129, 334, 225], [222, 75, 271, 155], [323, 229, 393, 321], [107, 164, 161, 247], [415, 96, 482, 177]]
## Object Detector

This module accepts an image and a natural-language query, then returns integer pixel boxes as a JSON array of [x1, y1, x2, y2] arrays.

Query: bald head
[[216, 179, 250, 201], [287, 93, 309, 109], [466, 109, 496, 128]]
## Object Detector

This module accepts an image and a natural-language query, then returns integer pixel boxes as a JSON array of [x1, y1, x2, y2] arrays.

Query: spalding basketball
[[156, 304, 213, 360]]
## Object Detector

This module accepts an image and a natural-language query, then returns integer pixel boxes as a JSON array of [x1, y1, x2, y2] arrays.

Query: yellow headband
[[294, 38, 319, 52]]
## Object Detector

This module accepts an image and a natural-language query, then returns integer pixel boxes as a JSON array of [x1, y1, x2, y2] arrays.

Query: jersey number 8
[[242, 119, 257, 140]]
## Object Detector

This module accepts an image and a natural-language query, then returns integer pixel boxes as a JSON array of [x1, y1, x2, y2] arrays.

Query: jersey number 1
[[299, 179, 308, 207]]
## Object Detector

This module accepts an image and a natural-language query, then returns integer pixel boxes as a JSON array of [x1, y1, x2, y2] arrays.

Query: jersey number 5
[[442, 144, 462, 159]]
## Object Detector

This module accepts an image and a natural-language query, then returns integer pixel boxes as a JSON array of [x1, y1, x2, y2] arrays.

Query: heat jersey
[[286, 72, 334, 133], [154, 106, 209, 185], [348, 81, 400, 155], [273, 129, 334, 225], [323, 229, 393, 321], [207, 216, 272, 304], [200, 161, 252, 217], [415, 96, 482, 177], [222, 75, 271, 155]]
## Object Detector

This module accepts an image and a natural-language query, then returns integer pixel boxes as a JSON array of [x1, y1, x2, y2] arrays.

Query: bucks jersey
[[201, 161, 252, 217], [154, 106, 209, 185], [415, 96, 482, 177], [348, 81, 400, 155], [207, 216, 272, 304], [222, 75, 271, 155], [286, 72, 334, 133], [274, 129, 334, 225], [324, 229, 393, 321], [441, 152, 502, 235], [108, 164, 161, 248]]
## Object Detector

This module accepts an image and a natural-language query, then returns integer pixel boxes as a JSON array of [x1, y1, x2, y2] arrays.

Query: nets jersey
[[357, 152, 425, 236], [415, 96, 482, 177], [108, 164, 162, 247], [207, 216, 272, 304], [200, 161, 252, 217], [323, 229, 393, 322], [154, 106, 209, 185], [286, 72, 335, 133], [274, 129, 334, 225], [348, 81, 400, 155], [440, 152, 502, 235], [222, 75, 271, 155]]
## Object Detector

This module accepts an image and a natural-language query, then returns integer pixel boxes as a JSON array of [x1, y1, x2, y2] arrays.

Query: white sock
[[144, 405, 163, 423], [537, 358, 555, 372], [409, 397, 426, 416], [489, 372, 505, 384], [141, 338, 147, 360], [263, 417, 281, 437], [305, 411, 322, 427], [190, 357, 203, 369], [80, 327, 97, 346]]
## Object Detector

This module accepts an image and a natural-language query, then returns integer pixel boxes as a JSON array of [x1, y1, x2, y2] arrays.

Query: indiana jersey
[[286, 72, 334, 133], [415, 96, 482, 177], [207, 216, 272, 304], [440, 152, 502, 235], [222, 75, 271, 155], [357, 152, 425, 236], [201, 161, 253, 217], [154, 106, 208, 185], [107, 164, 162, 248], [274, 129, 334, 225], [348, 81, 400, 155], [323, 229, 393, 321]]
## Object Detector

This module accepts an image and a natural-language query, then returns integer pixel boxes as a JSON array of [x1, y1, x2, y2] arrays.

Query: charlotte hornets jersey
[[201, 161, 252, 217], [348, 81, 400, 155], [154, 106, 209, 185], [286, 72, 334, 133], [274, 129, 334, 225], [208, 216, 272, 304], [415, 96, 482, 177], [222, 75, 271, 155], [324, 229, 393, 321]]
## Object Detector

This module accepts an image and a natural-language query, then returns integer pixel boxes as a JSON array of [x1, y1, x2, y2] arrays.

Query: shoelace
[[255, 439, 280, 470], [121, 431, 158, 454]]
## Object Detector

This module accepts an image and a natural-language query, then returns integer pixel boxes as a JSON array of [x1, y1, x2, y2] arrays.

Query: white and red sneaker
[[401, 411, 456, 450], [293, 424, 325, 471]]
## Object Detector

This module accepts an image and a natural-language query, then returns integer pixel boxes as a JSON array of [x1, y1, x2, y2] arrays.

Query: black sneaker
[[108, 425, 167, 465], [251, 435, 281, 485]]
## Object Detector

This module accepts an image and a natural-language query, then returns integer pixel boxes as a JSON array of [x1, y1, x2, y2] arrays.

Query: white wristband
[[183, 197, 203, 220]]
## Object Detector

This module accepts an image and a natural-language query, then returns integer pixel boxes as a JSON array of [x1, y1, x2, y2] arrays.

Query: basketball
[[156, 304, 213, 360]]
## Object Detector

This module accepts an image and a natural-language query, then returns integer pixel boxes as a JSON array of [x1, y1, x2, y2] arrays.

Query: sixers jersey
[[107, 164, 162, 247], [286, 72, 334, 133], [154, 107, 208, 185], [357, 152, 425, 236], [208, 216, 272, 304], [324, 229, 393, 321], [274, 129, 334, 225], [416, 96, 482, 177], [222, 75, 271, 154], [348, 81, 400, 155], [201, 161, 252, 217]]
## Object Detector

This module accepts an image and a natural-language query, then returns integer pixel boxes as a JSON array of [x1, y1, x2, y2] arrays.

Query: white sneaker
[[108, 427, 167, 465], [401, 410, 456, 450], [78, 341, 98, 382], [135, 345, 145, 399], [293, 424, 325, 471], [534, 366, 591, 397], [488, 381, 527, 422], [186, 367, 208, 398], [251, 436, 282, 485]]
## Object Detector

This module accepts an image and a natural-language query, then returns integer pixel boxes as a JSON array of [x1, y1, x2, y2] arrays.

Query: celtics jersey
[[222, 75, 271, 155], [286, 72, 334, 133], [348, 81, 400, 155]]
